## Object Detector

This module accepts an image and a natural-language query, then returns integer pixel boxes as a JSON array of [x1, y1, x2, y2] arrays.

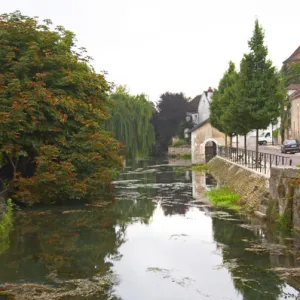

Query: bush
[[172, 139, 188, 147]]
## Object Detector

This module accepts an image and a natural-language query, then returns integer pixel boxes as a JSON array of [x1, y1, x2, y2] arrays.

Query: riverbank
[[207, 156, 300, 232]]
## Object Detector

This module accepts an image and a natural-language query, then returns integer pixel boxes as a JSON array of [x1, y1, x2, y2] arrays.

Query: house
[[287, 84, 300, 96], [186, 95, 201, 125], [190, 119, 228, 164], [186, 87, 214, 125], [283, 46, 300, 65], [198, 87, 214, 124], [290, 88, 300, 141], [188, 87, 228, 164]]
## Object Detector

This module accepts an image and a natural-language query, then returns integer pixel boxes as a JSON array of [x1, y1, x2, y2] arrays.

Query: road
[[244, 144, 300, 166]]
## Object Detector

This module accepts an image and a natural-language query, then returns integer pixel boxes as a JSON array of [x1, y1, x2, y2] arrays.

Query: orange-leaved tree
[[0, 11, 122, 204]]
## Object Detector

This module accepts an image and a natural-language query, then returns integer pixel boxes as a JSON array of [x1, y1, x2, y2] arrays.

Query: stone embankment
[[208, 156, 300, 230], [168, 146, 191, 156]]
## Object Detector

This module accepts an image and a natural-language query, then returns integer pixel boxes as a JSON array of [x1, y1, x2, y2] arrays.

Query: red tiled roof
[[290, 89, 300, 100], [283, 46, 300, 64], [287, 84, 300, 90]]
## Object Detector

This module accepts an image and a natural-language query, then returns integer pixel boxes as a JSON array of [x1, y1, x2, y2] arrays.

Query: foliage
[[206, 186, 241, 210], [239, 20, 285, 151], [276, 213, 292, 232], [151, 92, 190, 154], [210, 62, 243, 138], [0, 199, 14, 255], [105, 86, 155, 159], [177, 118, 194, 140], [172, 139, 188, 147], [272, 128, 279, 139], [0, 12, 122, 204], [191, 164, 209, 172], [181, 153, 191, 160]]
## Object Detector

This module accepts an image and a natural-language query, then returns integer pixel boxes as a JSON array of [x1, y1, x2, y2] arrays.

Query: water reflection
[[0, 159, 299, 299], [192, 171, 217, 200]]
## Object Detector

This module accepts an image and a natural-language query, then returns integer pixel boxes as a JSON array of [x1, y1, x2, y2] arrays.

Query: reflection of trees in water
[[116, 198, 155, 226], [118, 164, 193, 217], [0, 206, 123, 283], [212, 216, 285, 300]]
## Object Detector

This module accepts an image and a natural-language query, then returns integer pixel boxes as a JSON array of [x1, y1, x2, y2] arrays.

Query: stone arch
[[202, 138, 218, 162]]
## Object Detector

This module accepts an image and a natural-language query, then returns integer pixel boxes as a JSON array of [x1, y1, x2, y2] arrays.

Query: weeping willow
[[105, 87, 155, 159]]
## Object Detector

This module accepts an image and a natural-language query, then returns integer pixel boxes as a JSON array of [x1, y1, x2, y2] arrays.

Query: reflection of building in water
[[185, 170, 191, 181], [192, 171, 217, 200]]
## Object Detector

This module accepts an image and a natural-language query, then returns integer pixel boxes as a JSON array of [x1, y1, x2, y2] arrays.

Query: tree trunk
[[256, 129, 259, 168], [244, 134, 247, 165], [229, 135, 233, 159], [225, 134, 228, 147], [2, 152, 17, 180]]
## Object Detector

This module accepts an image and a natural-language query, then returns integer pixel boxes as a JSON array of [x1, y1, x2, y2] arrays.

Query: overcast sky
[[1, 0, 300, 102]]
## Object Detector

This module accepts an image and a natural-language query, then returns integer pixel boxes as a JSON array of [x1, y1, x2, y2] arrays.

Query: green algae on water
[[206, 186, 241, 210]]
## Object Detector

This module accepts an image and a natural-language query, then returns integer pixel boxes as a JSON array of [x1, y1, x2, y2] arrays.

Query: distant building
[[186, 87, 214, 125], [290, 88, 300, 141], [283, 46, 300, 65], [186, 95, 201, 124]]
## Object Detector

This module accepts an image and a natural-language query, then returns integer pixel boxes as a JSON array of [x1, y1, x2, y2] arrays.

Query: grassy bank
[[206, 186, 241, 210], [191, 164, 209, 172]]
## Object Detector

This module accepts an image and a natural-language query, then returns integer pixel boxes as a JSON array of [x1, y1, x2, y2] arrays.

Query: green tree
[[239, 20, 285, 157], [0, 12, 122, 204], [151, 92, 189, 153], [105, 86, 155, 159], [210, 61, 241, 147]]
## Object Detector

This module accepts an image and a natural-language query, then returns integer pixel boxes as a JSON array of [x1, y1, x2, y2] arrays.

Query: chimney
[[207, 87, 213, 101]]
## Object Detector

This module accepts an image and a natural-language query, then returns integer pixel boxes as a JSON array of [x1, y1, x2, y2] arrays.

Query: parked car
[[258, 131, 272, 145], [281, 139, 300, 154]]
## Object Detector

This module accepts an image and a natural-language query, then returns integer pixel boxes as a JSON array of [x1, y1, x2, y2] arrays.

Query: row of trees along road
[[210, 20, 285, 160], [0, 12, 124, 204]]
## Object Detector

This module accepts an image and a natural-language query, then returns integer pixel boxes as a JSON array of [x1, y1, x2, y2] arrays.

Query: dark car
[[281, 139, 300, 154]]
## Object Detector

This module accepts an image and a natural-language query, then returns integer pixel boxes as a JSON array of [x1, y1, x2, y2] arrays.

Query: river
[[0, 159, 299, 299]]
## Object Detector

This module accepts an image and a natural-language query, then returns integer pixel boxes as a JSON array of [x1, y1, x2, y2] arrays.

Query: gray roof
[[189, 119, 209, 133]]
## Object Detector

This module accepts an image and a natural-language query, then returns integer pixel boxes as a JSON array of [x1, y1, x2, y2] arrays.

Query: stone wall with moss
[[208, 156, 270, 214], [208, 156, 300, 231], [269, 167, 300, 231], [168, 146, 191, 156]]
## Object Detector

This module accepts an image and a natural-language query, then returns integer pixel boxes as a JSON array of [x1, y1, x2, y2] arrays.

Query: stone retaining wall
[[269, 167, 300, 231], [168, 146, 191, 156], [208, 156, 300, 230], [208, 156, 270, 213]]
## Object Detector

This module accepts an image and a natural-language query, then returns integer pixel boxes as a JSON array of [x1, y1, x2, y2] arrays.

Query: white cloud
[[1, 0, 299, 101]]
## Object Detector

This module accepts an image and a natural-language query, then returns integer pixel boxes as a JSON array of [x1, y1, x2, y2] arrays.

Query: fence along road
[[217, 146, 292, 177]]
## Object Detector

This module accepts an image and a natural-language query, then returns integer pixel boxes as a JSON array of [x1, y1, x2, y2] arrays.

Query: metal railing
[[217, 146, 292, 176]]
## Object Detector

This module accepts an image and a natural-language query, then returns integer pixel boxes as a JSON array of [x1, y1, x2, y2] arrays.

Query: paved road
[[244, 144, 300, 166]]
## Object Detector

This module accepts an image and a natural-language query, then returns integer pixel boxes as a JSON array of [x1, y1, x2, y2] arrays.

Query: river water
[[0, 159, 300, 299]]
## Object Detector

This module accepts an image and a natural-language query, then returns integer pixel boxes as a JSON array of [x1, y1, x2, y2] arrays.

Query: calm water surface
[[0, 159, 299, 299]]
